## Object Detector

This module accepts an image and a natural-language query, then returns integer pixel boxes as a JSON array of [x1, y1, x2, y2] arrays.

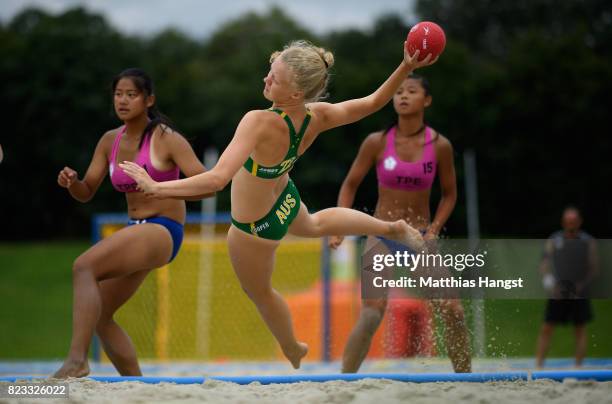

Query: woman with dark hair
[[53, 68, 212, 378], [330, 74, 472, 373]]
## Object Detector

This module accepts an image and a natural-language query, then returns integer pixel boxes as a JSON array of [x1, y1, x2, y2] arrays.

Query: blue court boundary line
[[2, 370, 612, 384]]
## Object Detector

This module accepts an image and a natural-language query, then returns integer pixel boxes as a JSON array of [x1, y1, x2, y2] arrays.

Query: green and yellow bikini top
[[243, 107, 312, 179]]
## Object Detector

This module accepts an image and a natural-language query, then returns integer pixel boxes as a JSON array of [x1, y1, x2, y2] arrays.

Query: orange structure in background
[[283, 280, 435, 361], [385, 298, 435, 357]]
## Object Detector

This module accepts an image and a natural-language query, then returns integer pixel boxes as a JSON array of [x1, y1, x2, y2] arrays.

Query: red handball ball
[[406, 21, 446, 61]]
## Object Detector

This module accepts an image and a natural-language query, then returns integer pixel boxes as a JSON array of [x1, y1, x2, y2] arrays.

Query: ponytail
[[138, 104, 176, 150]]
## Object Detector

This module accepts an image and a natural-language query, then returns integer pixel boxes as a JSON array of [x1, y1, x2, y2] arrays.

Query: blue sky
[[1, 0, 416, 38]]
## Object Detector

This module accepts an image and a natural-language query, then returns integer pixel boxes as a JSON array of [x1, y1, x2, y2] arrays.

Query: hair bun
[[323, 52, 334, 69], [316, 48, 334, 69]]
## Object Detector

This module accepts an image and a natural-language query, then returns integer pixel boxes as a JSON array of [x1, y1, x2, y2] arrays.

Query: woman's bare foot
[[52, 359, 90, 379], [283, 342, 308, 369], [388, 220, 425, 252]]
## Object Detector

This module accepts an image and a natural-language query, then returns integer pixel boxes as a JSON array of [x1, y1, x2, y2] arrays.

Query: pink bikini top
[[375, 126, 437, 191], [108, 126, 180, 193]]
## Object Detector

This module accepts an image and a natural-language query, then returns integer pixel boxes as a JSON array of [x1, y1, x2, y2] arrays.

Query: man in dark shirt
[[535, 206, 598, 368]]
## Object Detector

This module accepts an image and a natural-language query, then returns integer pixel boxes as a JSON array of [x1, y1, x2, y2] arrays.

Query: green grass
[[0, 242, 611, 360], [0, 241, 90, 359], [481, 300, 612, 358]]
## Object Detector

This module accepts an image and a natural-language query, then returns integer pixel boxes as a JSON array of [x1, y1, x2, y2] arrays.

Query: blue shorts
[[128, 216, 184, 262], [376, 229, 426, 255]]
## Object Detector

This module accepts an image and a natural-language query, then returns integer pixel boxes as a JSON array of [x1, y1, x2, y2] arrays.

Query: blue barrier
[[2, 370, 611, 384]]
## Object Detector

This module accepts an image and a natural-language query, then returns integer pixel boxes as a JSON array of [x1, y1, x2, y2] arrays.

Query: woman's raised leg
[[289, 203, 424, 251]]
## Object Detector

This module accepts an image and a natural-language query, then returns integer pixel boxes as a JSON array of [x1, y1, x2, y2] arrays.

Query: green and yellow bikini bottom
[[231, 178, 301, 240]]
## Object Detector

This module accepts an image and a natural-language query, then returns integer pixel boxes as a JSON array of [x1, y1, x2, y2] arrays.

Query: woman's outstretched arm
[[120, 110, 266, 198]]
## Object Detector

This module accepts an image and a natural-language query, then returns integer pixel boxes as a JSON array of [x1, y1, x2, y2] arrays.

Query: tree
[[0, 7, 142, 238], [1, 3, 610, 239], [415, 0, 612, 235]]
